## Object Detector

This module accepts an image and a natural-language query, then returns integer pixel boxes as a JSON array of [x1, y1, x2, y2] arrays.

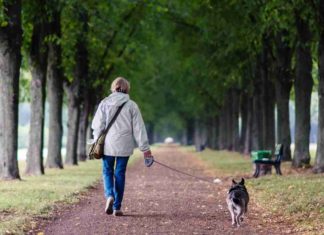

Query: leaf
[[1, 21, 8, 27]]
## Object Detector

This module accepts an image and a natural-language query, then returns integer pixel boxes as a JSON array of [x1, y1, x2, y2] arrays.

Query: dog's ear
[[239, 178, 245, 185], [232, 179, 237, 185]]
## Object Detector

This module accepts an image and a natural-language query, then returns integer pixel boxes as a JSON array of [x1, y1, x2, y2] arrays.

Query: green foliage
[[19, 70, 31, 102], [0, 1, 7, 27], [18, 0, 321, 140]]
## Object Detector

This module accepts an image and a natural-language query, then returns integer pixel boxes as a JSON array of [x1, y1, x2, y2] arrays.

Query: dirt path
[[34, 146, 290, 234]]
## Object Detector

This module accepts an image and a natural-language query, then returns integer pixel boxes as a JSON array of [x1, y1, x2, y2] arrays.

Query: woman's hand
[[144, 150, 152, 158], [144, 150, 154, 167]]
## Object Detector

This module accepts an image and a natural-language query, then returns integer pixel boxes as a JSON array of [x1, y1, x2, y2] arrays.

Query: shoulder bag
[[88, 101, 127, 159]]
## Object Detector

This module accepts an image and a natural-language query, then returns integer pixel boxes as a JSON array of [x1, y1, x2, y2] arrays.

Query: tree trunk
[[77, 97, 90, 162], [261, 37, 275, 150], [218, 104, 227, 150], [275, 31, 293, 161], [185, 119, 194, 145], [292, 13, 313, 168], [146, 122, 155, 145], [314, 0, 324, 173], [194, 119, 202, 151], [231, 89, 240, 151], [207, 116, 219, 149], [244, 97, 253, 154], [65, 83, 80, 165], [263, 77, 276, 150], [226, 93, 233, 150], [46, 11, 64, 169], [240, 92, 249, 153], [25, 16, 48, 175], [251, 58, 263, 150], [74, 8, 89, 163], [0, 0, 22, 180]]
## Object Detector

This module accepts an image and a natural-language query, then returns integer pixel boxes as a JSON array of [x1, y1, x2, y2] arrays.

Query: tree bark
[[251, 58, 263, 150], [314, 0, 324, 173], [194, 119, 202, 151], [243, 97, 253, 154], [185, 118, 194, 145], [240, 92, 248, 153], [292, 13, 313, 168], [218, 104, 227, 150], [207, 116, 219, 149], [0, 0, 22, 180], [77, 96, 90, 162], [263, 76, 276, 150], [231, 89, 240, 151], [261, 37, 275, 150], [25, 12, 48, 175], [65, 82, 80, 165], [146, 122, 155, 145], [225, 93, 233, 150], [74, 8, 89, 163], [46, 11, 64, 169], [275, 31, 293, 161]]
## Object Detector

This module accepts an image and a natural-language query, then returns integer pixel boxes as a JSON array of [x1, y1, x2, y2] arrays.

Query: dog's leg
[[228, 204, 236, 226], [235, 208, 244, 227]]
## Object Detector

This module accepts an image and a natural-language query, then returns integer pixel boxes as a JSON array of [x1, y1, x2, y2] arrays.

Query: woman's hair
[[111, 77, 130, 94]]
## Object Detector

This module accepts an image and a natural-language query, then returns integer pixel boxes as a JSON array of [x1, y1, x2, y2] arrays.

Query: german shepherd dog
[[226, 178, 249, 227]]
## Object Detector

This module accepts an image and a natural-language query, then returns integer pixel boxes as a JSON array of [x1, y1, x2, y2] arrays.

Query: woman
[[91, 77, 153, 216]]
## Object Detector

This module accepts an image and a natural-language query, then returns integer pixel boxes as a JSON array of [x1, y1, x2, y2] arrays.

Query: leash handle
[[144, 157, 154, 167], [153, 159, 215, 185]]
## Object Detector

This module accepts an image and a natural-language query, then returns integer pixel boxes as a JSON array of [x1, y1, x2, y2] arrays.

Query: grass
[[181, 146, 252, 176], [0, 153, 140, 235], [183, 147, 324, 234]]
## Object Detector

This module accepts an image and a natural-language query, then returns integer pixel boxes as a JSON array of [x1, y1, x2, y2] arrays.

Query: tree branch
[[93, 2, 144, 78]]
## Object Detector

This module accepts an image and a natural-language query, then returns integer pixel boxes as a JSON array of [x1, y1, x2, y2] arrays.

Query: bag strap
[[102, 101, 127, 136]]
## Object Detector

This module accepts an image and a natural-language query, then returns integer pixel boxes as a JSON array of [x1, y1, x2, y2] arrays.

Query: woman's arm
[[132, 103, 150, 152], [91, 101, 106, 141]]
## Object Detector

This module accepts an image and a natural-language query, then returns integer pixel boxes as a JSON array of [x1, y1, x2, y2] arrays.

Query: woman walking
[[91, 77, 153, 216]]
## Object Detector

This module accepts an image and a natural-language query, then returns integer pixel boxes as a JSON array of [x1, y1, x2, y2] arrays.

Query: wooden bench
[[253, 144, 283, 178]]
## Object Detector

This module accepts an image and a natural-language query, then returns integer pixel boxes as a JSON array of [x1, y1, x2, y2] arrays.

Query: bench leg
[[253, 163, 260, 178], [274, 164, 282, 175]]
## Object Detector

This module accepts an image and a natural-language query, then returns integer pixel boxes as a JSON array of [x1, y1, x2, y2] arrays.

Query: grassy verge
[[0, 153, 140, 234], [183, 147, 324, 234]]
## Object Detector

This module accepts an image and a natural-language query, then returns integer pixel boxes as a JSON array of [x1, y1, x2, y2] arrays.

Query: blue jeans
[[102, 155, 129, 210]]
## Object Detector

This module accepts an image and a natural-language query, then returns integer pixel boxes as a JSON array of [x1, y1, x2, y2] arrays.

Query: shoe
[[113, 210, 123, 216], [105, 197, 114, 215]]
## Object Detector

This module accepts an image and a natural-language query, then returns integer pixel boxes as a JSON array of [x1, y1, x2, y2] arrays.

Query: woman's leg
[[113, 156, 130, 210], [102, 155, 115, 199]]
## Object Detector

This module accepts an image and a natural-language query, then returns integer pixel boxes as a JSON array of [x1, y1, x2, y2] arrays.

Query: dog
[[226, 178, 249, 227]]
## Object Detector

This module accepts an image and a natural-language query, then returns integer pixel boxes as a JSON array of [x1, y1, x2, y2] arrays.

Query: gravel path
[[35, 146, 291, 234]]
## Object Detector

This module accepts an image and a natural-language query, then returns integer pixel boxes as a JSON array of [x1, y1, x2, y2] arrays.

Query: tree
[[314, 0, 324, 173], [24, 0, 49, 175], [292, 11, 313, 168], [0, 0, 22, 180], [274, 31, 293, 161], [46, 2, 64, 169], [63, 3, 88, 166]]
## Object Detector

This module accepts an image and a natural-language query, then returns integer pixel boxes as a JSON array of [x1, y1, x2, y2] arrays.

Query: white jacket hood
[[104, 92, 130, 106]]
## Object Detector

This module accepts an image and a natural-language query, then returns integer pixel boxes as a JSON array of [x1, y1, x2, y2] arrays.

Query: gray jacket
[[91, 92, 150, 157]]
